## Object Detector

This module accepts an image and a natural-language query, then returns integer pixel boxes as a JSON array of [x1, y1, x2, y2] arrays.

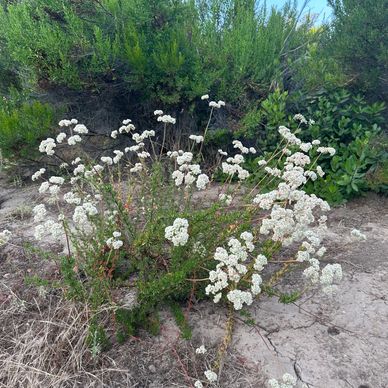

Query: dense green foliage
[[0, 99, 58, 159], [0, 0, 316, 105], [327, 0, 388, 101]]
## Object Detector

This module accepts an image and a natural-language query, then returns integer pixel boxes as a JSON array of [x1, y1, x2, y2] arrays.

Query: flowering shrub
[[1, 96, 343, 384]]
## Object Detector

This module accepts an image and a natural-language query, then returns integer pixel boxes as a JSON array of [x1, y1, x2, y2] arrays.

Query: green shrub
[[236, 89, 386, 203], [0, 101, 58, 160], [0, 0, 317, 109], [326, 0, 388, 101]]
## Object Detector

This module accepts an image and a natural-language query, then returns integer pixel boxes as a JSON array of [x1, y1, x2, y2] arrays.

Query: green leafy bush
[[235, 89, 386, 203], [0, 0, 316, 109], [326, 0, 388, 101], [0, 101, 58, 160]]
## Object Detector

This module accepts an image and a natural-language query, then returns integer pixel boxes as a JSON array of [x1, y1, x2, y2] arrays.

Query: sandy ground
[[0, 175, 387, 388]]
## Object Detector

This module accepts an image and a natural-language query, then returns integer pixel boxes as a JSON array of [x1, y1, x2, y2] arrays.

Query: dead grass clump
[[0, 294, 132, 388]]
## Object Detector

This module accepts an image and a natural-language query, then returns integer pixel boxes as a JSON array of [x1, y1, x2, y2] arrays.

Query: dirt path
[[0, 176, 387, 388]]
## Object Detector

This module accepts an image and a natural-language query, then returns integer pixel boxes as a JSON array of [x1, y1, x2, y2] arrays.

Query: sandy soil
[[0, 175, 387, 388]]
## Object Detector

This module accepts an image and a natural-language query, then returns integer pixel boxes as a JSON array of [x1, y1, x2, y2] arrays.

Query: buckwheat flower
[[251, 273, 263, 295], [125, 147, 130, 153], [0, 229, 12, 245], [194, 381, 203, 388], [93, 164, 104, 173], [49, 176, 65, 185], [282, 373, 297, 386], [293, 113, 307, 124], [204, 370, 217, 382], [254, 254, 267, 271], [309, 119, 315, 126], [112, 240, 123, 249], [209, 101, 219, 108], [218, 149, 228, 156], [137, 151, 150, 159], [34, 224, 46, 240], [317, 146, 336, 156], [122, 119, 132, 124], [110, 130, 118, 139], [249, 147, 256, 154], [195, 345, 207, 354], [32, 168, 46, 181], [73, 164, 85, 176], [312, 139, 321, 145], [189, 134, 204, 143], [130, 163, 143, 173], [73, 124, 88, 134], [185, 172, 196, 186], [268, 378, 280, 388], [64, 191, 81, 205], [33, 204, 47, 222], [218, 100, 225, 107], [157, 114, 176, 124], [153, 110, 163, 116], [213, 293, 222, 303], [316, 165, 325, 177], [304, 170, 317, 181], [351, 228, 367, 240], [71, 157, 81, 165], [258, 159, 267, 166], [39, 181, 50, 194], [113, 150, 124, 164], [176, 152, 193, 165], [227, 289, 253, 310], [300, 142, 312, 152], [101, 156, 113, 165], [56, 132, 67, 143], [39, 138, 56, 155], [172, 170, 184, 186], [201, 94, 209, 100], [67, 135, 82, 146], [219, 193, 232, 205], [49, 185, 60, 196], [165, 218, 189, 246], [59, 119, 72, 127], [71, 118, 78, 125], [196, 174, 209, 190], [240, 231, 254, 251]]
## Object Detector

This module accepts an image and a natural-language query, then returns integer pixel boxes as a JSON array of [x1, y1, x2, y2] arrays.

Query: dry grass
[[0, 289, 133, 388]]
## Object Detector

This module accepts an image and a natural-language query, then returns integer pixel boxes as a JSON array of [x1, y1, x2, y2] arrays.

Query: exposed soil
[[0, 174, 387, 388]]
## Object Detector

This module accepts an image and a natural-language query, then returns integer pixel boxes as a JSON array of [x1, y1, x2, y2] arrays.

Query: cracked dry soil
[[0, 175, 387, 388]]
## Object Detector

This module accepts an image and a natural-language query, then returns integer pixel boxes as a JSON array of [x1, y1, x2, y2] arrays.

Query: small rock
[[148, 364, 156, 373]]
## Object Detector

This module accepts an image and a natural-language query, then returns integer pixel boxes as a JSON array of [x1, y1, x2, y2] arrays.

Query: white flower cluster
[[168, 150, 209, 190], [219, 193, 232, 205], [157, 114, 176, 124], [39, 138, 56, 155], [221, 147, 250, 180], [232, 140, 256, 154], [189, 134, 204, 144], [268, 373, 304, 388], [206, 233, 265, 309], [165, 218, 189, 247], [106, 231, 123, 250], [204, 370, 218, 382], [351, 228, 367, 240], [0, 229, 12, 246], [209, 100, 225, 109], [250, 126, 342, 295], [293, 113, 307, 124], [32, 168, 46, 181]]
